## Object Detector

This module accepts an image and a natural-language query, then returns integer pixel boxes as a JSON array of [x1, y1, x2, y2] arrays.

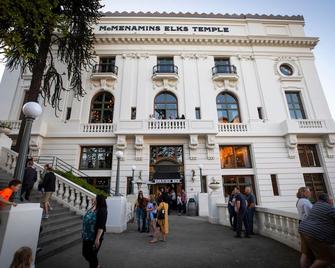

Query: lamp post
[[14, 102, 42, 183], [131, 165, 136, 195], [115, 150, 123, 196]]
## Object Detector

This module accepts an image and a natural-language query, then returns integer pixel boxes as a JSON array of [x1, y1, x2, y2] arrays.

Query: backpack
[[82, 209, 97, 241], [157, 208, 165, 220]]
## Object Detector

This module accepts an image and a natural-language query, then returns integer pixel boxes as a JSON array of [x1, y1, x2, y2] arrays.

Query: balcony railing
[[212, 64, 237, 76], [297, 120, 324, 129], [81, 123, 115, 133], [153, 64, 178, 75], [148, 119, 186, 130], [93, 63, 118, 75], [0, 120, 21, 132], [218, 123, 248, 133]]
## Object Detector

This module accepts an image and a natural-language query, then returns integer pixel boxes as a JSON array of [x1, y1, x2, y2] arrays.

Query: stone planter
[[0, 127, 11, 135], [208, 183, 220, 191]]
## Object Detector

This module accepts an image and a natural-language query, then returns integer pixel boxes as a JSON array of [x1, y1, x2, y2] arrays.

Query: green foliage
[[0, 0, 103, 114], [0, 122, 12, 129], [55, 170, 109, 198]]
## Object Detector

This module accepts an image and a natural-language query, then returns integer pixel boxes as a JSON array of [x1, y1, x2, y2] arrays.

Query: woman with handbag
[[150, 193, 169, 243], [82, 195, 108, 268]]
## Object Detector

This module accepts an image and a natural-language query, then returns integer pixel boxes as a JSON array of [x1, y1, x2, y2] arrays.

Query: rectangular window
[[86, 177, 110, 193], [126, 177, 133, 195], [157, 57, 174, 73], [214, 58, 231, 73], [157, 57, 174, 65], [195, 107, 201, 119], [131, 107, 136, 120], [257, 107, 263, 120], [222, 175, 256, 202], [298, 144, 320, 167], [66, 107, 72, 120], [303, 173, 327, 202], [79, 146, 113, 170], [201, 176, 207, 193], [271, 174, 280, 196], [99, 57, 115, 72], [219, 145, 252, 169], [214, 57, 230, 66], [285, 92, 306, 119]]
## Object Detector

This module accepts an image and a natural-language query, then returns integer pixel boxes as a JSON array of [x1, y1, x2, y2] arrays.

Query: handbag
[[157, 209, 165, 220]]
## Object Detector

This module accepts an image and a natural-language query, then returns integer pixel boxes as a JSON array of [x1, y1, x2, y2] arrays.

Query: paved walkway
[[38, 215, 299, 268]]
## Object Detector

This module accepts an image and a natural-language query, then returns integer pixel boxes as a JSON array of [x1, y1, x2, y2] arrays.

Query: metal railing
[[93, 63, 118, 75], [153, 64, 178, 75], [212, 64, 237, 75]]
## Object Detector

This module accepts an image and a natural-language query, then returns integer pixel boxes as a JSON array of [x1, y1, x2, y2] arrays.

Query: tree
[[0, 0, 103, 151]]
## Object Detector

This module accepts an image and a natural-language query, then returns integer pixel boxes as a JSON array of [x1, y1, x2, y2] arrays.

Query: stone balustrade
[[81, 123, 115, 133], [34, 163, 96, 215], [0, 120, 22, 131], [218, 123, 248, 133], [148, 119, 187, 130], [217, 203, 300, 251], [0, 146, 18, 175], [297, 119, 324, 129]]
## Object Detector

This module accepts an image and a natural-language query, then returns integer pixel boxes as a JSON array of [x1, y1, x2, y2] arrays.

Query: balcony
[[218, 123, 248, 133], [91, 63, 118, 80], [116, 119, 217, 135], [152, 64, 178, 81], [0, 120, 22, 134], [282, 119, 335, 136], [81, 123, 115, 134], [212, 64, 239, 82]]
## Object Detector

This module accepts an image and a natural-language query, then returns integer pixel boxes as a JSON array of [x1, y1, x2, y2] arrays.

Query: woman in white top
[[296, 187, 313, 223]]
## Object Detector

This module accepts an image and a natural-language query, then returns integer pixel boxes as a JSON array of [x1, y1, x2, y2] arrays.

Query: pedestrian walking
[[146, 195, 157, 237], [234, 187, 250, 238], [82, 195, 108, 268], [0, 179, 21, 207], [135, 191, 147, 232], [40, 165, 56, 219], [245, 186, 256, 234], [10, 246, 33, 268], [177, 193, 183, 216], [228, 189, 237, 231], [298, 193, 335, 268], [20, 160, 37, 202], [150, 193, 169, 243], [296, 186, 313, 223], [181, 189, 187, 214]]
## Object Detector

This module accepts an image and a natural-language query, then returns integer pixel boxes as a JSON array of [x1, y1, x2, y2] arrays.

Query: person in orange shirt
[[0, 179, 22, 207]]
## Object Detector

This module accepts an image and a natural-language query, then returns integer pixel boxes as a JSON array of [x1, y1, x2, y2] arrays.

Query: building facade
[[1, 12, 335, 211]]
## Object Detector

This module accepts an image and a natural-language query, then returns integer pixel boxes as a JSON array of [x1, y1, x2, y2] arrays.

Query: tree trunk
[[13, 31, 52, 153]]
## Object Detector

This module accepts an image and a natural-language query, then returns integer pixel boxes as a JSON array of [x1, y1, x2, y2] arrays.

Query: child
[[0, 179, 22, 207], [10, 246, 33, 268]]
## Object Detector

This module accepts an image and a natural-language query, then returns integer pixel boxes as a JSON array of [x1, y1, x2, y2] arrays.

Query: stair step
[[48, 210, 76, 219], [36, 233, 82, 263], [41, 214, 81, 228], [38, 225, 82, 247], [40, 218, 82, 237]]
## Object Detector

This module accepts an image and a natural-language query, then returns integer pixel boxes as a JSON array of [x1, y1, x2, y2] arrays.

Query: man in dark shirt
[[20, 160, 37, 201], [234, 187, 250, 238], [299, 193, 335, 268], [245, 186, 256, 235], [41, 165, 56, 219]]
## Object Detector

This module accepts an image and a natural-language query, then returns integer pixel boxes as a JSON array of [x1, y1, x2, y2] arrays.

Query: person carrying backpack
[[150, 192, 169, 243]]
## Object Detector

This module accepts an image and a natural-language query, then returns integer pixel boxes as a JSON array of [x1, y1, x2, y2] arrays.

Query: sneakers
[[42, 214, 49, 219]]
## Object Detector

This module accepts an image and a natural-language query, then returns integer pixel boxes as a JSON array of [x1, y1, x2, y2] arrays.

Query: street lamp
[[14, 102, 42, 183], [131, 165, 136, 195], [115, 150, 123, 196]]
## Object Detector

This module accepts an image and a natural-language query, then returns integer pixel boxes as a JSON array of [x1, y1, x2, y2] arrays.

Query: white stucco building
[[1, 12, 335, 211]]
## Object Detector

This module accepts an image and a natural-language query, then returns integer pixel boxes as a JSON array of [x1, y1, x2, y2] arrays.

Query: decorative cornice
[[102, 11, 304, 22], [95, 35, 318, 48]]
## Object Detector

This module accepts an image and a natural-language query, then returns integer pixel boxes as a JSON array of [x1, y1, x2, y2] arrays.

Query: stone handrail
[[34, 163, 96, 215], [81, 123, 115, 133], [148, 119, 187, 130], [218, 123, 248, 133], [0, 120, 22, 131], [298, 120, 324, 129], [0, 146, 18, 175], [217, 203, 300, 250]]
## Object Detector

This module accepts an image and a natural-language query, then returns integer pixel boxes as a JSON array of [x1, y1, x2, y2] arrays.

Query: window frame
[[270, 174, 280, 196], [219, 145, 252, 169], [303, 173, 327, 202], [222, 175, 257, 202], [79, 146, 113, 170], [89, 92, 115, 123], [298, 144, 321, 167], [285, 91, 306, 119], [216, 92, 241, 123], [154, 92, 178, 119]]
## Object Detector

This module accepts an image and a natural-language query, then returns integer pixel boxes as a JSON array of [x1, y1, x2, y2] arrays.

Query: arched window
[[154, 92, 178, 119], [216, 93, 240, 123], [90, 92, 114, 123]]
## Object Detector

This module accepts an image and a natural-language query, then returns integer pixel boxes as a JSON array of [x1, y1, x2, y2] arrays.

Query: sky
[[1, 0, 334, 117]]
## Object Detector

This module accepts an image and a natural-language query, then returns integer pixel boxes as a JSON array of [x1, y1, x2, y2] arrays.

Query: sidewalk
[[37, 215, 299, 268]]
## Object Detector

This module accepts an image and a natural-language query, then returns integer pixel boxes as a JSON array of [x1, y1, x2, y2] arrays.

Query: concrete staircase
[[0, 168, 83, 263]]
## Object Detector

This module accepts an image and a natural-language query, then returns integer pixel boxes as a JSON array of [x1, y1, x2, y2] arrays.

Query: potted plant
[[0, 122, 12, 135], [208, 177, 220, 191]]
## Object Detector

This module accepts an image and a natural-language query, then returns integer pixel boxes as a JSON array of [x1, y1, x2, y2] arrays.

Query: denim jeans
[[136, 207, 146, 231], [236, 210, 249, 237], [247, 207, 255, 233]]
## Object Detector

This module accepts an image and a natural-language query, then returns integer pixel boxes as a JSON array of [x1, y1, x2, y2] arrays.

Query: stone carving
[[324, 134, 335, 158], [135, 135, 144, 160], [116, 135, 127, 158], [206, 135, 216, 160], [188, 135, 198, 160], [90, 78, 117, 91], [153, 78, 178, 91], [285, 134, 297, 159]]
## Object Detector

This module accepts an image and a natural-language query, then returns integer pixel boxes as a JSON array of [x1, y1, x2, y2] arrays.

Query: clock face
[[279, 64, 293, 76]]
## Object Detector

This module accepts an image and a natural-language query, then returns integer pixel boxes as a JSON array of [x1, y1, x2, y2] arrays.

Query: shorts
[[300, 233, 335, 263], [42, 192, 53, 203]]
